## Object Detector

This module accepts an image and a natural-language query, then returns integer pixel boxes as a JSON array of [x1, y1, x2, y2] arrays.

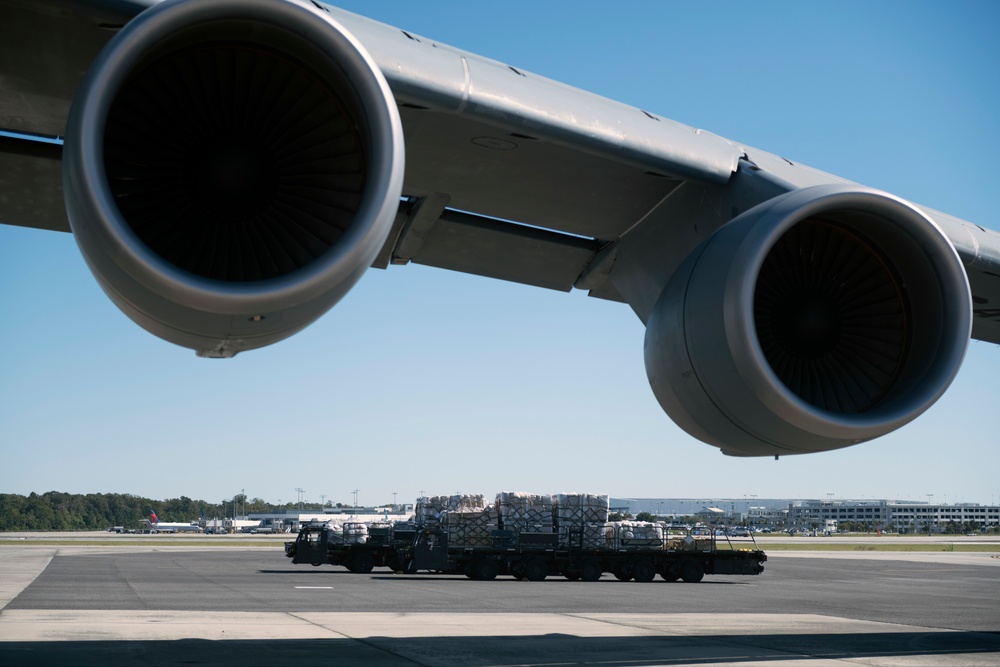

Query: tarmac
[[1, 539, 998, 666]]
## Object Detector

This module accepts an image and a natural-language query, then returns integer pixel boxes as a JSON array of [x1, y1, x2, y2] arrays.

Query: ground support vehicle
[[285, 521, 412, 573], [286, 521, 765, 583], [400, 526, 765, 582]]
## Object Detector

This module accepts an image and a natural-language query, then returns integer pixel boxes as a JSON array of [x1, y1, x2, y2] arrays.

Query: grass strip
[[0, 539, 283, 547]]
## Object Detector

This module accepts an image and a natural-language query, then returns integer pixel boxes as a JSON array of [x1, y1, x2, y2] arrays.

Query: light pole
[[926, 493, 934, 534]]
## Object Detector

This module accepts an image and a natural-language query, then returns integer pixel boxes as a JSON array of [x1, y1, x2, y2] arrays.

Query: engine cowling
[[644, 185, 972, 456], [62, 0, 404, 357]]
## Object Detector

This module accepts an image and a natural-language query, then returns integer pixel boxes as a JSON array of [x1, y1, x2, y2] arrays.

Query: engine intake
[[63, 0, 404, 356], [644, 185, 971, 456]]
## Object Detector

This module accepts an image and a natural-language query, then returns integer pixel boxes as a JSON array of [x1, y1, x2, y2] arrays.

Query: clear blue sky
[[1, 1, 998, 510]]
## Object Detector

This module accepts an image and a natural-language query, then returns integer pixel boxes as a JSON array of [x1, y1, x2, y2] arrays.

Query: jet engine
[[62, 0, 404, 357], [644, 185, 972, 456]]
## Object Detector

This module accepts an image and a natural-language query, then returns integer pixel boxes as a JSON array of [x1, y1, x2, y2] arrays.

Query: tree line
[[0, 491, 326, 531]]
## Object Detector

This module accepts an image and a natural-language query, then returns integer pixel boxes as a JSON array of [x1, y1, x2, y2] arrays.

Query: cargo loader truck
[[285, 492, 765, 583]]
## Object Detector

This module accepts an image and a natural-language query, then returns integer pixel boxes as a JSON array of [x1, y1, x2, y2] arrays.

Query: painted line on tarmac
[[295, 586, 334, 589]]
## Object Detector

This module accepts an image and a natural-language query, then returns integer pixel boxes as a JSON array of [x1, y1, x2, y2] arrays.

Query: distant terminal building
[[613, 497, 999, 532], [786, 499, 999, 532], [786, 499, 889, 528], [886, 501, 998, 533]]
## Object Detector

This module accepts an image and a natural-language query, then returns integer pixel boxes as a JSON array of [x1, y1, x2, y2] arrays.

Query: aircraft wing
[[1, 0, 998, 457]]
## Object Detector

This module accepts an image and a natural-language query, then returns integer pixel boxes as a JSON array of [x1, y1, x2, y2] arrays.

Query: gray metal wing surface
[[1, 0, 997, 456], [3, 0, 998, 344]]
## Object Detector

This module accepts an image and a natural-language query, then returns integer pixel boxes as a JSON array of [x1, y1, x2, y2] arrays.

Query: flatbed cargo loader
[[285, 520, 765, 583]]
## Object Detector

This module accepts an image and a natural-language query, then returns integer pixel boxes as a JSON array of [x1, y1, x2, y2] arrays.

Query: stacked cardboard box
[[416, 494, 487, 525], [495, 492, 554, 532], [553, 493, 610, 526], [664, 533, 714, 551], [442, 509, 499, 547]]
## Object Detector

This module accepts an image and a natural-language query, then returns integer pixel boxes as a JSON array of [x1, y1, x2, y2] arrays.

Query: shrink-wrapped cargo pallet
[[610, 521, 664, 550], [496, 492, 553, 532], [343, 521, 368, 544], [579, 522, 615, 550], [557, 521, 614, 549], [553, 492, 610, 526], [324, 521, 344, 544], [416, 494, 486, 525], [442, 509, 499, 547]]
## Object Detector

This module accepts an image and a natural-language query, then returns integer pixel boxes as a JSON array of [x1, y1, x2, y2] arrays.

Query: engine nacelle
[[63, 0, 404, 357], [644, 185, 972, 456]]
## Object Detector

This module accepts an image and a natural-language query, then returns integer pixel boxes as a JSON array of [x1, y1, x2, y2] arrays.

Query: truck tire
[[522, 558, 547, 582], [350, 553, 375, 574], [660, 567, 680, 582], [613, 566, 632, 582], [473, 557, 499, 581], [680, 559, 704, 583], [632, 559, 656, 583], [580, 558, 602, 582]]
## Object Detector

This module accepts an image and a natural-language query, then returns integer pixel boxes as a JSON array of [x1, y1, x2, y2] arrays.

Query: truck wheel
[[351, 553, 375, 574], [580, 558, 602, 582], [473, 557, 500, 581], [660, 567, 680, 582], [680, 559, 704, 583], [564, 573, 581, 581], [632, 559, 656, 583], [522, 558, 548, 582], [613, 566, 632, 582]]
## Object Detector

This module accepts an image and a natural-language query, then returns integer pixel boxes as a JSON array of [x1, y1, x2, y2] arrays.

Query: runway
[[1, 543, 998, 666]]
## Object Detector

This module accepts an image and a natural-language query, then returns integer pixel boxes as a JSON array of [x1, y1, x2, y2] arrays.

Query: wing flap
[[0, 134, 67, 232], [403, 209, 599, 292], [399, 107, 685, 240]]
